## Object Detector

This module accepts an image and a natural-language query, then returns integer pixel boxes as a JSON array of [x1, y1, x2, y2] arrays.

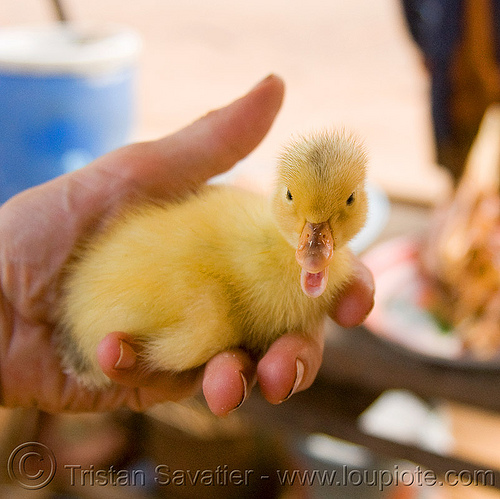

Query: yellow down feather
[[58, 130, 368, 387]]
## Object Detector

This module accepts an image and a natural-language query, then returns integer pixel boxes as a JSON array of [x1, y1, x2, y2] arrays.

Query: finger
[[89, 73, 285, 200], [26, 74, 284, 250], [0, 75, 285, 298], [202, 350, 256, 417], [329, 257, 375, 327], [256, 331, 324, 405], [96, 332, 138, 375], [96, 332, 201, 399]]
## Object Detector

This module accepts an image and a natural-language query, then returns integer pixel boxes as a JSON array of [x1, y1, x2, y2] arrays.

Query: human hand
[[0, 75, 374, 415]]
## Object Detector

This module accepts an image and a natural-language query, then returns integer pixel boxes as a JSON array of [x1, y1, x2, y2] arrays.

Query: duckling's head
[[272, 130, 368, 298]]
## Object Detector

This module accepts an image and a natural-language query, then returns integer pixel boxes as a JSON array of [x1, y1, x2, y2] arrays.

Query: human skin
[[0, 75, 374, 416]]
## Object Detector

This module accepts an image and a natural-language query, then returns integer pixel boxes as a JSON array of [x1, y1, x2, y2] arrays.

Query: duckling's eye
[[286, 189, 293, 201], [346, 192, 355, 206]]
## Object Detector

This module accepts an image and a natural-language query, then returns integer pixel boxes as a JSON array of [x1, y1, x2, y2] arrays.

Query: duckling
[[58, 130, 368, 388]]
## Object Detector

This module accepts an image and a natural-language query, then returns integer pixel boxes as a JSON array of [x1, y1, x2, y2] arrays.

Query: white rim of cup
[[0, 23, 142, 75]]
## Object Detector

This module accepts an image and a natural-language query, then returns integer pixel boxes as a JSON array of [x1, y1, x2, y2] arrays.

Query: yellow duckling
[[58, 130, 368, 388]]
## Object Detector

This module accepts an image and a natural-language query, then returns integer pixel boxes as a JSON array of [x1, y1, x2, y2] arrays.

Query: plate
[[362, 236, 500, 368], [349, 182, 391, 254]]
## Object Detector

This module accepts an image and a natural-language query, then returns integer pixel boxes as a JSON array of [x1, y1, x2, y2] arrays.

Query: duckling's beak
[[296, 221, 334, 298]]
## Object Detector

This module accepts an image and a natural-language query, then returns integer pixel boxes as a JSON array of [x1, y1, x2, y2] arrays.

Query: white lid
[[0, 24, 142, 75]]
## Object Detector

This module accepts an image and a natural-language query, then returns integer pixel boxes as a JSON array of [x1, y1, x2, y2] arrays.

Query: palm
[[0, 168, 198, 412]]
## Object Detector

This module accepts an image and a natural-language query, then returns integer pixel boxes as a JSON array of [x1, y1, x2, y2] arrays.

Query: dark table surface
[[243, 323, 500, 489]]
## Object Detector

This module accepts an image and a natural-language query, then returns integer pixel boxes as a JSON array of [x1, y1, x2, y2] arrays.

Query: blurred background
[[1, 0, 451, 203], [2, 1, 500, 498]]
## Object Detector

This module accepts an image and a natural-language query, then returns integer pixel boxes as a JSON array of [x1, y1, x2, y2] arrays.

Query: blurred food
[[419, 105, 500, 358]]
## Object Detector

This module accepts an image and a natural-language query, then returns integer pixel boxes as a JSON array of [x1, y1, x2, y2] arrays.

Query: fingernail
[[281, 358, 305, 402], [251, 73, 277, 91], [114, 340, 136, 370], [229, 372, 248, 413]]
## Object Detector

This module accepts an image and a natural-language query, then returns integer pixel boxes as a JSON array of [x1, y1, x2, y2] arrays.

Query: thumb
[[94, 74, 285, 199], [0, 74, 284, 270]]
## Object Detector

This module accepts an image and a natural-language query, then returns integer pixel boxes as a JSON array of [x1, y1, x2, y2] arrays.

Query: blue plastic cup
[[0, 24, 141, 204]]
